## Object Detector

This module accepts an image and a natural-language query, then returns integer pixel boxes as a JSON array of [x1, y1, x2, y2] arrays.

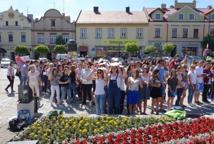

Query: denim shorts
[[196, 83, 204, 93]]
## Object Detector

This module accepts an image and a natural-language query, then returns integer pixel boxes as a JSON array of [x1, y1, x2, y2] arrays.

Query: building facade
[[76, 7, 149, 57], [0, 6, 32, 58], [144, 0, 214, 56], [32, 9, 75, 50]]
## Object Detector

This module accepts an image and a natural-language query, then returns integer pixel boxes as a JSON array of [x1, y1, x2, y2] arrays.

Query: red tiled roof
[[77, 11, 148, 24]]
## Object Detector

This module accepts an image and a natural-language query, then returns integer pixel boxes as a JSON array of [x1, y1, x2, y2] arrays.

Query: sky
[[0, 0, 213, 21]]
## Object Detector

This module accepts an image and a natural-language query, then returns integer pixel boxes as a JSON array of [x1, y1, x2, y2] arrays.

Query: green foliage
[[144, 45, 157, 54], [34, 45, 49, 54], [15, 45, 30, 56], [163, 42, 175, 54], [55, 35, 66, 45], [125, 42, 139, 53], [53, 45, 67, 54], [201, 35, 214, 51]]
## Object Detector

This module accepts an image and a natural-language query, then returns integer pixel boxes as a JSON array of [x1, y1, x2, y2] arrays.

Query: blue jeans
[[61, 86, 71, 102], [95, 94, 106, 115], [70, 83, 77, 101], [188, 85, 195, 104]]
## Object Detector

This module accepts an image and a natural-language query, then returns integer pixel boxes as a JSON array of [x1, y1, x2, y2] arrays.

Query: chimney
[[161, 4, 167, 9], [126, 7, 130, 13], [93, 6, 99, 14], [207, 5, 212, 9]]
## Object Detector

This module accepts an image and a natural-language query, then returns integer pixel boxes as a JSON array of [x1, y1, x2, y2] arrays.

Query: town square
[[0, 0, 214, 143]]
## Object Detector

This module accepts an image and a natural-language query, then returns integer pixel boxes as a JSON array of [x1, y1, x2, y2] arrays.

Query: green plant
[[34, 45, 49, 57], [163, 42, 175, 54], [144, 45, 157, 54], [53, 45, 67, 54], [15, 45, 30, 56], [125, 42, 139, 53]]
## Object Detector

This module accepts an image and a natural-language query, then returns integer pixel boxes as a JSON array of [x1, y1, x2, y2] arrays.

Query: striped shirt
[[7, 66, 15, 76]]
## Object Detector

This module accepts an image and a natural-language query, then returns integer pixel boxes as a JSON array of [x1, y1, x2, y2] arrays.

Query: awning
[[0, 48, 7, 53], [79, 46, 88, 52]]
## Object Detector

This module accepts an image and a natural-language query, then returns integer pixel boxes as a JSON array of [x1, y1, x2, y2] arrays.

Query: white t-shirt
[[108, 74, 121, 88], [141, 75, 150, 84], [128, 77, 140, 91], [188, 71, 197, 85], [28, 71, 40, 85], [81, 68, 93, 84], [95, 79, 106, 95], [119, 78, 127, 91], [195, 66, 204, 84]]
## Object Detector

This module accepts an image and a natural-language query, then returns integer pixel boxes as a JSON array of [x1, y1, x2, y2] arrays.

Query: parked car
[[0, 58, 11, 68], [56, 54, 70, 61]]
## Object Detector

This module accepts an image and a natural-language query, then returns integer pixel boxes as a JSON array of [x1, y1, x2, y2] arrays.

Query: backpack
[[18, 109, 32, 124], [9, 118, 27, 132]]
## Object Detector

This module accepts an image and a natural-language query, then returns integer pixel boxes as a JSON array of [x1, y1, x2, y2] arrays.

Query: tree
[[15, 45, 30, 56], [55, 35, 66, 45], [163, 43, 175, 55], [34, 45, 49, 57], [201, 35, 214, 51], [125, 42, 139, 53], [144, 45, 157, 55], [54, 45, 67, 54]]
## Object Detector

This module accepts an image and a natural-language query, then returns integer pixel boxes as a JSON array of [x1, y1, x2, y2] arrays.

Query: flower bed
[[19, 115, 173, 144], [73, 117, 214, 144]]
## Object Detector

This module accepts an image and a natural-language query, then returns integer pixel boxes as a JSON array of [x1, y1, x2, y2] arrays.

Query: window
[[6, 21, 8, 26], [179, 14, 184, 20], [193, 29, 199, 38], [37, 33, 45, 43], [210, 29, 214, 37], [172, 28, 177, 38], [15, 21, 18, 26], [155, 14, 161, 20], [155, 28, 160, 38], [80, 28, 87, 39], [183, 28, 188, 38], [51, 20, 55, 27], [136, 28, 144, 38], [95, 28, 102, 39], [120, 28, 127, 39], [212, 14, 214, 20], [63, 34, 69, 42], [50, 34, 56, 44], [108, 28, 115, 39], [8, 33, 13, 42], [189, 14, 195, 20], [21, 33, 26, 42]]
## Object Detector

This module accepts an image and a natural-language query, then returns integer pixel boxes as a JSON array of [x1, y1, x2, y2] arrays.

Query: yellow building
[[144, 0, 214, 56], [0, 7, 32, 58], [76, 7, 149, 57]]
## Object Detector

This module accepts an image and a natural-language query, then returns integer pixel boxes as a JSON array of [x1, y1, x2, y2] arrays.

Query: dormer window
[[51, 20, 55, 27], [179, 14, 184, 20], [155, 14, 161, 20], [15, 21, 18, 26], [189, 14, 194, 20]]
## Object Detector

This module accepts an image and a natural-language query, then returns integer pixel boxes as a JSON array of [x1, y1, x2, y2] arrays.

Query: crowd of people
[[4, 56, 214, 115]]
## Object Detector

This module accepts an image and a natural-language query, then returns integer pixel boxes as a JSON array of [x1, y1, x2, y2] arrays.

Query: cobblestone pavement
[[0, 68, 214, 143]]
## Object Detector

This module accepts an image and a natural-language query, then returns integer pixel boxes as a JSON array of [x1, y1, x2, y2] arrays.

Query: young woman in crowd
[[5, 62, 15, 93], [187, 64, 197, 106], [167, 69, 178, 111], [94, 68, 107, 115], [202, 63, 212, 103], [127, 68, 142, 115], [49, 67, 61, 106], [28, 65, 40, 97], [59, 66, 71, 104], [180, 64, 188, 107], [108, 64, 121, 114], [69, 65, 77, 102], [80, 62, 94, 107], [175, 66, 184, 106], [140, 66, 150, 114], [41, 64, 49, 95], [150, 69, 161, 114]]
